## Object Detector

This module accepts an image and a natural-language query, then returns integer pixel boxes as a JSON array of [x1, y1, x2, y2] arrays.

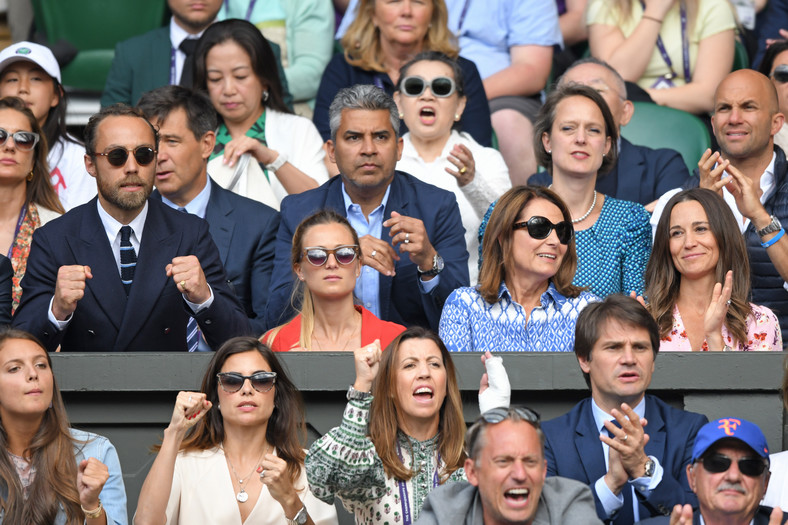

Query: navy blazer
[[542, 395, 708, 525], [101, 26, 292, 108], [529, 138, 690, 205], [13, 198, 251, 352], [264, 171, 469, 331], [637, 505, 788, 524], [153, 179, 280, 335], [0, 254, 11, 326]]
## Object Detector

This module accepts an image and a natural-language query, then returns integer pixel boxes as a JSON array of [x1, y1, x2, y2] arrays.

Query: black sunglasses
[[217, 371, 277, 393], [302, 245, 359, 266], [513, 216, 573, 245], [700, 453, 768, 477], [94, 146, 157, 167], [481, 406, 541, 425], [401, 75, 457, 98], [773, 64, 788, 83], [0, 128, 39, 151]]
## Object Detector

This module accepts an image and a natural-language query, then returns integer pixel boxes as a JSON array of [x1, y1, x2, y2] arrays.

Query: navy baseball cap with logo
[[691, 417, 770, 463], [0, 41, 61, 83]]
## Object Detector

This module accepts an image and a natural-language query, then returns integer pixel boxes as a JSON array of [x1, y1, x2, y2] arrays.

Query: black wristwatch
[[417, 254, 444, 277], [757, 215, 782, 237]]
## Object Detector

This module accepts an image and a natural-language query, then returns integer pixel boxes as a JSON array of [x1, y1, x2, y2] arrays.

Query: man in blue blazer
[[101, 0, 291, 108], [13, 104, 250, 351], [542, 295, 708, 525], [530, 59, 689, 206], [265, 84, 469, 331], [139, 85, 279, 336]]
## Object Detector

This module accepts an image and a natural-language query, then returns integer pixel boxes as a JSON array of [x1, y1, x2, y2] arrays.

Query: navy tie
[[177, 207, 202, 352], [119, 226, 137, 295]]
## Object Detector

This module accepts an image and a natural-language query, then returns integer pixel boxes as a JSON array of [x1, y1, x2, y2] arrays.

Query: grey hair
[[328, 84, 400, 141], [465, 407, 545, 462], [559, 57, 628, 102]]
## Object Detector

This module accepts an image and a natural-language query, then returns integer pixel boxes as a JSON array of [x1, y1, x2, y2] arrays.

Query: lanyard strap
[[169, 46, 177, 85], [641, 1, 691, 83], [395, 441, 441, 525], [223, 0, 257, 21], [7, 204, 27, 259], [456, 0, 472, 32]]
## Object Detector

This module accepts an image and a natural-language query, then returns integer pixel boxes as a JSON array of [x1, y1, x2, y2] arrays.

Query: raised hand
[[52, 265, 92, 320], [353, 340, 382, 393]]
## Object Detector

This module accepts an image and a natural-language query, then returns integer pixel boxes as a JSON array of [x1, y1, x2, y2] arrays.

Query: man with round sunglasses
[[265, 84, 469, 331], [140, 85, 280, 338], [542, 295, 708, 525], [13, 103, 251, 352], [416, 406, 602, 525], [638, 418, 786, 525]]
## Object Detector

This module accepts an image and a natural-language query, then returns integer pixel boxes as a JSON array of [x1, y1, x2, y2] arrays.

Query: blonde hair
[[340, 0, 458, 73]]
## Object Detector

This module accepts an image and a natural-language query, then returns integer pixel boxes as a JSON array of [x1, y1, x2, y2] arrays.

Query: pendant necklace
[[226, 444, 268, 503]]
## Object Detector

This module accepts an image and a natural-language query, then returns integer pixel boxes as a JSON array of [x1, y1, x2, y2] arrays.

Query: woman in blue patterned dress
[[533, 83, 651, 297], [441, 186, 599, 352]]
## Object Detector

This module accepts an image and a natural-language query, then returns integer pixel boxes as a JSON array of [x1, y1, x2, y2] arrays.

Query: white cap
[[0, 41, 61, 83]]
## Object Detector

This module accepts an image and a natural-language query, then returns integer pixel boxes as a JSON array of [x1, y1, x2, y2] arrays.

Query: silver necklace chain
[[225, 445, 267, 503]]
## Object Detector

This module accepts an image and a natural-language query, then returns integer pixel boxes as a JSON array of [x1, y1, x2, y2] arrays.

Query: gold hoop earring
[[27, 171, 33, 181]]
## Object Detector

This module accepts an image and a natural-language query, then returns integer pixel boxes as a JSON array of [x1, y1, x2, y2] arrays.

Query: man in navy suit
[[542, 295, 708, 525], [138, 85, 279, 336], [13, 104, 250, 351], [265, 84, 469, 331], [530, 58, 690, 206]]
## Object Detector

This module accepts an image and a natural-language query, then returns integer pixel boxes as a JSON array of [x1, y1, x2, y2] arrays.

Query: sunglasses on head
[[94, 146, 156, 167], [699, 453, 768, 477], [481, 406, 541, 425], [400, 75, 457, 98], [217, 371, 277, 393], [0, 128, 39, 151], [302, 245, 359, 266], [513, 216, 573, 245]]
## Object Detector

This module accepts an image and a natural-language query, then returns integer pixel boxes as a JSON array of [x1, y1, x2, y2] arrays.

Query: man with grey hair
[[264, 84, 469, 330], [530, 57, 689, 206], [416, 407, 602, 525]]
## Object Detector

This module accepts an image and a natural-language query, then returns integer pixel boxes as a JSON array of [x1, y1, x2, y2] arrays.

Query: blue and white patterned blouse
[[439, 282, 599, 352], [574, 196, 651, 298]]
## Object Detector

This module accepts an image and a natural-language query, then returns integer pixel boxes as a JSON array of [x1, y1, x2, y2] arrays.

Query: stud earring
[[454, 114, 460, 121], [27, 171, 33, 181], [547, 150, 552, 154], [399, 112, 404, 119]]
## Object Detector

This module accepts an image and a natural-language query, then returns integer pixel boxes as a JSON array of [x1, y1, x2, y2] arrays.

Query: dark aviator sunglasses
[[699, 453, 768, 477], [94, 146, 157, 167], [512, 216, 573, 245]]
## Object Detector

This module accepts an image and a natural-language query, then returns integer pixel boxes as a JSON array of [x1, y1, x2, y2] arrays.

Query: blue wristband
[[760, 228, 785, 248]]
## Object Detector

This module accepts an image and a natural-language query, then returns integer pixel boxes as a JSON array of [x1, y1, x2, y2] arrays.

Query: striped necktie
[[178, 207, 202, 352], [119, 226, 137, 295]]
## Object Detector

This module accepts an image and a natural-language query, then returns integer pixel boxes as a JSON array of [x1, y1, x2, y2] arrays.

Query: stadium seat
[[621, 101, 710, 173], [31, 0, 166, 92]]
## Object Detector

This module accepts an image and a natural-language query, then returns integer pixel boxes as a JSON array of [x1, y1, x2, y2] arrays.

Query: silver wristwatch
[[265, 152, 288, 172], [757, 215, 782, 237], [347, 385, 372, 401], [417, 253, 444, 277], [644, 457, 656, 478], [286, 505, 308, 525]]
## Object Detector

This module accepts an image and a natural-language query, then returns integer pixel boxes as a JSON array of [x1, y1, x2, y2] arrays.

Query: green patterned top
[[305, 394, 465, 525], [210, 110, 269, 181]]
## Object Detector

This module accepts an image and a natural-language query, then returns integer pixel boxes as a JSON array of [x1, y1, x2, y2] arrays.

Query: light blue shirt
[[591, 398, 664, 522], [439, 282, 599, 352], [160, 177, 211, 219]]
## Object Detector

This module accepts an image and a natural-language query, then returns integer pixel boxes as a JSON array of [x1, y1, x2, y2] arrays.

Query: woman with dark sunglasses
[[0, 96, 63, 313], [134, 336, 338, 525], [440, 185, 599, 352], [394, 51, 511, 284], [645, 188, 781, 352], [263, 209, 405, 351], [306, 326, 510, 524]]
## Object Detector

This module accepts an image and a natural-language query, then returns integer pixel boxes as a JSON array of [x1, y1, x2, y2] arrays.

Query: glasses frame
[[0, 128, 39, 151], [216, 371, 277, 393], [94, 146, 157, 167], [512, 216, 573, 245], [773, 64, 788, 83], [302, 245, 359, 267], [699, 452, 768, 477], [481, 406, 541, 425], [400, 75, 457, 98]]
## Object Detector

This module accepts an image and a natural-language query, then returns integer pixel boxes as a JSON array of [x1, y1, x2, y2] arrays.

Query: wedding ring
[[188, 395, 192, 403], [459, 166, 467, 174], [404, 232, 410, 244], [621, 434, 628, 442], [370, 250, 377, 258], [260, 469, 266, 479], [726, 300, 732, 305]]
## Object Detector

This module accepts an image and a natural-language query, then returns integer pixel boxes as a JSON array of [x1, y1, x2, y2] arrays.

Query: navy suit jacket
[[264, 171, 469, 331], [529, 138, 690, 205], [101, 26, 292, 108], [153, 179, 280, 335], [638, 505, 788, 524], [13, 198, 251, 352], [542, 395, 708, 525]]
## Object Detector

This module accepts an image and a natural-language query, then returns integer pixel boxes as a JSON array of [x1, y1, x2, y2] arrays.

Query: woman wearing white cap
[[0, 41, 96, 211]]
